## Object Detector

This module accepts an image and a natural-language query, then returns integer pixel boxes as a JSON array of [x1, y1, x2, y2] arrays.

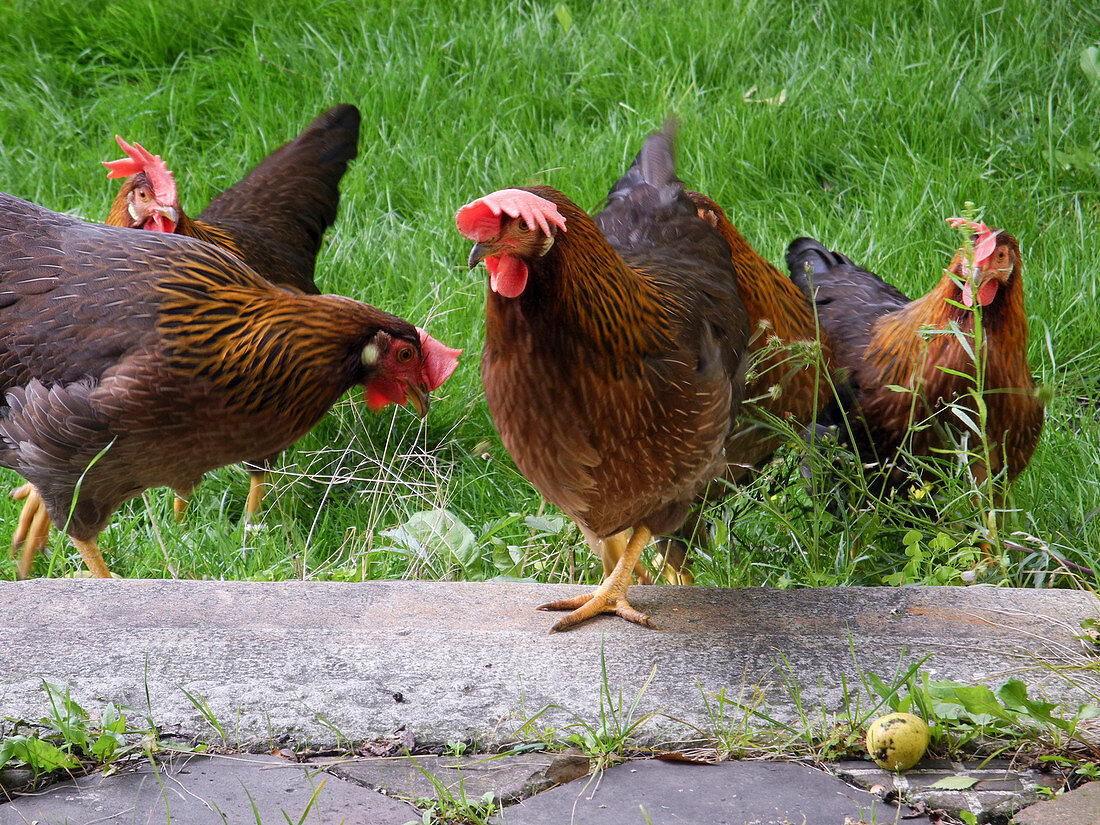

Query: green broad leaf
[[490, 542, 523, 576], [1054, 145, 1099, 172], [902, 529, 923, 548], [554, 3, 573, 33], [1080, 45, 1100, 90], [997, 680, 1070, 731], [0, 735, 81, 773], [929, 775, 979, 790], [933, 684, 1014, 723], [865, 672, 894, 702], [383, 509, 478, 571], [524, 514, 568, 535], [91, 728, 125, 762]]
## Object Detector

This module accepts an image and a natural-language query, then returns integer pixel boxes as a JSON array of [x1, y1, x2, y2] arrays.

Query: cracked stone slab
[[491, 758, 919, 824], [0, 753, 418, 825], [318, 751, 589, 804], [1011, 780, 1100, 824], [1, 581, 1096, 747], [837, 758, 1062, 821]]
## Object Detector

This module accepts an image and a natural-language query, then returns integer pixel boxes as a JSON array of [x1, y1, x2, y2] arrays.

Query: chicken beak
[[405, 382, 431, 418], [155, 205, 179, 225], [468, 242, 491, 269]]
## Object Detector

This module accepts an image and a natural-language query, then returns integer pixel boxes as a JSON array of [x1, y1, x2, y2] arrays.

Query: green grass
[[0, 0, 1098, 588]]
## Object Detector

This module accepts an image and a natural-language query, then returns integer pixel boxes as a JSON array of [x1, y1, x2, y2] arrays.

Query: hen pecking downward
[[12, 104, 363, 574], [457, 124, 749, 632], [785, 219, 1043, 492], [0, 191, 459, 578]]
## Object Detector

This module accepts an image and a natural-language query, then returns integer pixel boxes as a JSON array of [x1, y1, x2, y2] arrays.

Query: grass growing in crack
[[682, 642, 1100, 789], [0, 682, 194, 791], [398, 756, 498, 825], [553, 643, 661, 771], [179, 686, 230, 748]]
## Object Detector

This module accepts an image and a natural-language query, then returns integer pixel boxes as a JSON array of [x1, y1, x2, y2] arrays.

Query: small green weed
[[0, 682, 159, 785]]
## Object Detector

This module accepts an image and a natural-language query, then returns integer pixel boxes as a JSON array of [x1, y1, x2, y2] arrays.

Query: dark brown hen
[[104, 103, 362, 294], [11, 105, 363, 571], [456, 125, 749, 631], [786, 221, 1043, 490], [0, 192, 458, 578], [647, 192, 841, 582]]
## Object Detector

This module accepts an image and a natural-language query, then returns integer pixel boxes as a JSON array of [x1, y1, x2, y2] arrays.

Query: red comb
[[946, 216, 999, 266], [416, 328, 461, 391], [103, 135, 178, 207], [456, 189, 567, 242]]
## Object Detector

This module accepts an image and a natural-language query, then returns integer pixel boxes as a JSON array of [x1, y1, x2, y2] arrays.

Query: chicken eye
[[396, 345, 415, 364], [517, 218, 529, 232], [137, 188, 149, 202]]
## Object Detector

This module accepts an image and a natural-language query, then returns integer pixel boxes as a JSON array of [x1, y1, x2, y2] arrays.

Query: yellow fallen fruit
[[865, 712, 930, 771]]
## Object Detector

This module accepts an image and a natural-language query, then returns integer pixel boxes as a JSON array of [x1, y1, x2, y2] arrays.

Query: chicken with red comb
[[457, 123, 749, 632], [11, 105, 378, 576], [0, 191, 458, 578], [786, 218, 1043, 492]]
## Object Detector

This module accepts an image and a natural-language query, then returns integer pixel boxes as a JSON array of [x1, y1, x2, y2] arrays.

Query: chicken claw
[[11, 483, 54, 579], [539, 527, 657, 632]]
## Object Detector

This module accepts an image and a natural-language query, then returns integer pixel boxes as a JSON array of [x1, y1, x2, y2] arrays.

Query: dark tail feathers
[[605, 119, 683, 208], [786, 236, 855, 294]]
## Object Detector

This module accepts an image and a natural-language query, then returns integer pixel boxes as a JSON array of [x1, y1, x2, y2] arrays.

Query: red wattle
[[487, 254, 528, 298]]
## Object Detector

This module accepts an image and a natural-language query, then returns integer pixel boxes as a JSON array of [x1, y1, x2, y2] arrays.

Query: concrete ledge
[[1, 581, 1096, 747]]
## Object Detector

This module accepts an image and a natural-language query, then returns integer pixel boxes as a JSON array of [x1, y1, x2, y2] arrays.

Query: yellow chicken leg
[[540, 526, 657, 632], [173, 494, 189, 521], [72, 537, 114, 579], [651, 539, 695, 585], [12, 483, 54, 580], [600, 530, 654, 585], [244, 470, 270, 520]]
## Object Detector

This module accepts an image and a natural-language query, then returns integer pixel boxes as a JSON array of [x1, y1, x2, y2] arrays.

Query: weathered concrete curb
[[1, 581, 1095, 747]]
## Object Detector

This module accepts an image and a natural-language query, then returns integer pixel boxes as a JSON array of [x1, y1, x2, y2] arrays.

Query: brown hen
[[456, 125, 749, 631], [786, 220, 1043, 492], [12, 105, 361, 572], [649, 193, 840, 582], [104, 103, 361, 294], [0, 191, 459, 578]]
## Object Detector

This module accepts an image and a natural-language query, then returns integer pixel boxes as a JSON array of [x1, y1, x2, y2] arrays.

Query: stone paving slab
[[319, 751, 590, 804], [1, 581, 1095, 749], [491, 758, 918, 824], [0, 753, 419, 825], [1011, 780, 1100, 824], [837, 758, 1062, 822]]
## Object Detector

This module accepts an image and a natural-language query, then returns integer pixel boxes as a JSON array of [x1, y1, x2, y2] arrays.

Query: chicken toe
[[12, 483, 54, 579], [540, 527, 657, 632]]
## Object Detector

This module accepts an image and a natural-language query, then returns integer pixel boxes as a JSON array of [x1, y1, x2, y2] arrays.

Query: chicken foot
[[11, 483, 53, 579], [540, 526, 657, 632]]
